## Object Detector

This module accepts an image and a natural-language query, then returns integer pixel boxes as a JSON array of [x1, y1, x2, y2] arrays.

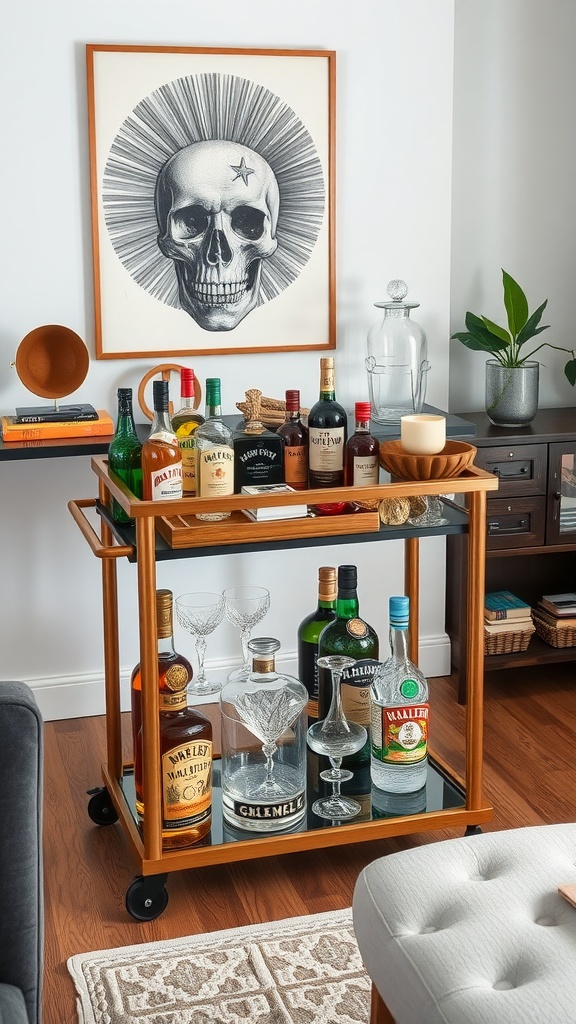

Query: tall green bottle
[[108, 388, 142, 524], [317, 564, 380, 765], [297, 566, 337, 723]]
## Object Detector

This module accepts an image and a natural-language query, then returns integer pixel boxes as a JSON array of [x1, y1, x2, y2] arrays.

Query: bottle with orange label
[[142, 379, 183, 501], [277, 388, 308, 490], [317, 564, 379, 766]]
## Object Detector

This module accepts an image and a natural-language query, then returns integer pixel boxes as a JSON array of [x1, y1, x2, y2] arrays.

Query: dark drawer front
[[486, 496, 546, 549], [475, 444, 547, 498]]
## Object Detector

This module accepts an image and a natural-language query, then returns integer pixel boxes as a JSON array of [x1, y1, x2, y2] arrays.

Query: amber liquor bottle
[[277, 389, 309, 491], [142, 380, 183, 501], [132, 589, 213, 849], [308, 357, 348, 488], [345, 401, 380, 486], [171, 367, 204, 497]]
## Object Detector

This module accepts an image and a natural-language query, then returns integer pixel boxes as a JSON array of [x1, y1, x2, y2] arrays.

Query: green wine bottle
[[297, 566, 337, 723], [317, 564, 380, 766], [108, 388, 142, 524]]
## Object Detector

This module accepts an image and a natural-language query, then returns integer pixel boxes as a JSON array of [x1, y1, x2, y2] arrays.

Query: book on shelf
[[484, 590, 531, 621], [533, 606, 576, 629], [539, 593, 576, 616], [14, 402, 99, 424], [240, 483, 308, 522], [484, 615, 534, 635], [1, 410, 114, 441]]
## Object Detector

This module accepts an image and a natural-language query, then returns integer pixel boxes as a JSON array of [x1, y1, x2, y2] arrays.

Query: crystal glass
[[175, 592, 225, 695], [223, 586, 270, 682], [307, 655, 367, 820], [408, 495, 449, 527]]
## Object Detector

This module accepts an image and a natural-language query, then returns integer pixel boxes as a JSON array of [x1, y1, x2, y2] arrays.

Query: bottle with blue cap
[[370, 595, 429, 793]]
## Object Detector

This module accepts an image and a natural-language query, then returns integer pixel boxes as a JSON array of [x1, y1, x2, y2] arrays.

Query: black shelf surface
[[119, 754, 464, 850], [96, 498, 470, 562]]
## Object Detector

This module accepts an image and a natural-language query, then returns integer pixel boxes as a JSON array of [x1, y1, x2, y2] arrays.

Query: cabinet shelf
[[70, 455, 496, 914]]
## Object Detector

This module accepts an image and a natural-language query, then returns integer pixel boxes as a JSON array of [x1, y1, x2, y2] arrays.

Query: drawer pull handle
[[488, 518, 528, 535]]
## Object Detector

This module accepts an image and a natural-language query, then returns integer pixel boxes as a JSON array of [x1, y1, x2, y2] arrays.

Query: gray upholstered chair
[[0, 682, 43, 1024]]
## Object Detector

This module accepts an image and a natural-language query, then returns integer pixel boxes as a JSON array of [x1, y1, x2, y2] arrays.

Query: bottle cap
[[285, 389, 300, 411], [180, 367, 195, 397], [156, 589, 174, 638], [389, 595, 409, 629], [247, 637, 281, 655], [152, 379, 169, 411], [338, 564, 357, 597], [118, 387, 132, 398], [206, 377, 221, 405], [318, 566, 337, 602], [355, 402, 371, 421]]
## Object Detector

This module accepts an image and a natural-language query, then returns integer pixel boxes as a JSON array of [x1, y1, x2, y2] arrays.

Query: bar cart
[[69, 457, 498, 919]]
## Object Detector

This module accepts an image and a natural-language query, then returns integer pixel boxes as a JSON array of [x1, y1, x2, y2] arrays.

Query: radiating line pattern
[[102, 73, 326, 310]]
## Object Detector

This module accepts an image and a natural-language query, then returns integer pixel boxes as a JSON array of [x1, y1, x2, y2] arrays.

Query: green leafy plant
[[451, 270, 576, 386]]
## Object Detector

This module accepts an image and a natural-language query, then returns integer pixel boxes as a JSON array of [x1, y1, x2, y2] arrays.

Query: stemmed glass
[[222, 586, 270, 681], [307, 655, 367, 820], [175, 592, 225, 696]]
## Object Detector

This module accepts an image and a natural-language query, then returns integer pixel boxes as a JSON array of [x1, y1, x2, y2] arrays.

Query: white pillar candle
[[400, 414, 446, 455]]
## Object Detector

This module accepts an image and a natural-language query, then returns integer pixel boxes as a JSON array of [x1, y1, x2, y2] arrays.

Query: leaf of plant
[[565, 358, 576, 386], [502, 270, 529, 337], [515, 300, 549, 348], [452, 330, 507, 354], [481, 316, 511, 344]]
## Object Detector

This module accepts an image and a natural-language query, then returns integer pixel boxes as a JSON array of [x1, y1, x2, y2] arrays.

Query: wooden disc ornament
[[137, 363, 202, 421]]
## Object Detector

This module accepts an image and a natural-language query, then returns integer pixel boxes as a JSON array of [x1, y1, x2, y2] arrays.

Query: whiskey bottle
[[220, 638, 308, 832], [142, 379, 183, 501], [276, 389, 309, 491], [370, 595, 429, 793], [345, 401, 379, 486], [132, 589, 213, 849], [308, 357, 348, 488], [107, 388, 142, 524], [195, 377, 234, 520], [317, 564, 380, 766], [171, 367, 204, 497], [297, 566, 337, 722]]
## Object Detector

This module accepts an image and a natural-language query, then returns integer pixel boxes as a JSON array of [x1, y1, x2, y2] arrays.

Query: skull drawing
[[155, 140, 280, 331]]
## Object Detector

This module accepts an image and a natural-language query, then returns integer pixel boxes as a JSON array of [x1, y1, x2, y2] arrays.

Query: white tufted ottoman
[[353, 823, 576, 1023]]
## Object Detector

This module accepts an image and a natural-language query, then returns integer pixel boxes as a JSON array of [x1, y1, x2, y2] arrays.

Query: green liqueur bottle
[[297, 566, 337, 723], [108, 387, 142, 524], [317, 564, 380, 765]]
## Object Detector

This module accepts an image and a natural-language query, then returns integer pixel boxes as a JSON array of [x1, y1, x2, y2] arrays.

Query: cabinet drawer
[[475, 444, 547, 498], [486, 496, 546, 549]]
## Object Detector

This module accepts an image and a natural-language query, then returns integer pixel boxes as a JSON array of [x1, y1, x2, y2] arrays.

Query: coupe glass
[[175, 592, 225, 696], [222, 586, 270, 682], [307, 655, 368, 820]]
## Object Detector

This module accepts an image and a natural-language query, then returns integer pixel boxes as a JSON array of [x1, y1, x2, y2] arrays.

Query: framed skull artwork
[[86, 45, 335, 359]]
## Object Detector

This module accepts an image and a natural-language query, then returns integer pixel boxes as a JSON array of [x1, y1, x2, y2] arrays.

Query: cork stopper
[[318, 566, 337, 602]]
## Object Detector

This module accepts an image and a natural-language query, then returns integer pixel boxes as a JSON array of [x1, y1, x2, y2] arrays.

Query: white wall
[[450, 0, 576, 413], [0, 1, 455, 719]]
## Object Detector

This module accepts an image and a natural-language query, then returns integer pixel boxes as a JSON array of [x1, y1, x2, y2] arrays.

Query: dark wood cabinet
[[446, 408, 576, 700]]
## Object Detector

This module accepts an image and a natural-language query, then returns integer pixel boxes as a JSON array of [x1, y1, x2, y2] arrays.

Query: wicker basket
[[532, 613, 576, 649], [484, 623, 535, 656]]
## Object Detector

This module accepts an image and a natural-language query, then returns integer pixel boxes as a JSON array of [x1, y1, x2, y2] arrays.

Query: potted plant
[[451, 270, 576, 426]]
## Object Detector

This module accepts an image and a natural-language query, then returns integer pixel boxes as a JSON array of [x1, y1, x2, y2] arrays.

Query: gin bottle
[[370, 595, 429, 793], [195, 377, 234, 520], [297, 566, 337, 722], [220, 638, 308, 832]]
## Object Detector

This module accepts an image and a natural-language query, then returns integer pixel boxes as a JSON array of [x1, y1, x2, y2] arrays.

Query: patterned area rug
[[67, 907, 370, 1024]]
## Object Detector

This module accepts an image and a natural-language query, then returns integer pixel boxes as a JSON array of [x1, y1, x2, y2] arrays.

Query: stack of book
[[1, 408, 113, 441], [484, 590, 535, 654], [532, 593, 576, 648], [240, 484, 308, 522]]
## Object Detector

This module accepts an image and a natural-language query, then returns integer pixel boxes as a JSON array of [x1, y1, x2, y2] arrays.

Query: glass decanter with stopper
[[366, 279, 430, 423], [220, 638, 308, 832]]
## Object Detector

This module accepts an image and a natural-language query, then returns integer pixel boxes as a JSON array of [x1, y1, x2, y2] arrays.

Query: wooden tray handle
[[137, 363, 202, 421], [68, 499, 134, 559]]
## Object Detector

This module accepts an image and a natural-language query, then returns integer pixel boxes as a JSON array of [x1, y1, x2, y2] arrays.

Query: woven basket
[[484, 624, 535, 656], [532, 613, 576, 649]]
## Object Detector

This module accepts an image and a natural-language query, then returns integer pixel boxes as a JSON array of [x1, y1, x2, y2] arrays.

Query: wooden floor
[[44, 662, 576, 1024]]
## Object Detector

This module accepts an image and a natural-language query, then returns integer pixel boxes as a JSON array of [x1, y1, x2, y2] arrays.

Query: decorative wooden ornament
[[137, 363, 202, 420]]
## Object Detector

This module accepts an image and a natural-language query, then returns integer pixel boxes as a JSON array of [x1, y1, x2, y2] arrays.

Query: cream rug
[[67, 907, 371, 1024]]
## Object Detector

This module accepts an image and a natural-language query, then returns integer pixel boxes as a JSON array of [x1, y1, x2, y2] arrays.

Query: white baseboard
[[26, 638, 452, 722]]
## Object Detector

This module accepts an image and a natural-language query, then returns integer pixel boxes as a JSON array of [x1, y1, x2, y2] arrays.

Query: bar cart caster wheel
[[465, 825, 482, 837], [126, 874, 169, 921], [87, 787, 119, 826]]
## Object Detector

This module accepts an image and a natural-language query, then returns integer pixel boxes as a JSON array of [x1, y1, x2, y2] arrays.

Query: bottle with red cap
[[276, 389, 308, 491], [345, 401, 380, 486], [171, 368, 205, 497]]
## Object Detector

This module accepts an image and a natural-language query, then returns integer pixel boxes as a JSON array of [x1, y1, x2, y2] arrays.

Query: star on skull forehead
[[230, 156, 256, 185]]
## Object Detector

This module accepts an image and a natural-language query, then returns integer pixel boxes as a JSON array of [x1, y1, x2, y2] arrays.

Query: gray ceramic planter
[[485, 359, 539, 427]]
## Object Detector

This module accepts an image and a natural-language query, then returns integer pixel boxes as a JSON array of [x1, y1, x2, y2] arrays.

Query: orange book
[[1, 410, 114, 441]]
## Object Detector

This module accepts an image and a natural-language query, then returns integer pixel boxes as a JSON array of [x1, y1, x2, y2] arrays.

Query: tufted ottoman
[[353, 823, 576, 1023]]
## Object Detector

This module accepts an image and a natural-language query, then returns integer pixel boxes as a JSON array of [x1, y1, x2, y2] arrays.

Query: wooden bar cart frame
[[69, 459, 498, 918]]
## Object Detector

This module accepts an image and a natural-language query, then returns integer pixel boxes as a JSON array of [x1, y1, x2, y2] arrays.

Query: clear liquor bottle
[[370, 595, 429, 793], [220, 638, 308, 832], [345, 401, 379, 486], [131, 590, 213, 849], [308, 357, 348, 488], [317, 564, 379, 766], [277, 389, 309, 491], [297, 566, 337, 722], [107, 387, 142, 524], [195, 377, 234, 521], [141, 380, 183, 501], [171, 367, 204, 497]]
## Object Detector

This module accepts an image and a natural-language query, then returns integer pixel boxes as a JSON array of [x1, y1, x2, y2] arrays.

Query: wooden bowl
[[379, 439, 478, 481], [15, 325, 89, 399]]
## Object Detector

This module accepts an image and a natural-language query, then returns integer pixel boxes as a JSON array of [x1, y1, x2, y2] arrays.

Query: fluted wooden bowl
[[379, 439, 478, 481]]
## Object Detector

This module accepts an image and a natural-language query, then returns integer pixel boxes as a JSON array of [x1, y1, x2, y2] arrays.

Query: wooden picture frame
[[86, 45, 336, 359]]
